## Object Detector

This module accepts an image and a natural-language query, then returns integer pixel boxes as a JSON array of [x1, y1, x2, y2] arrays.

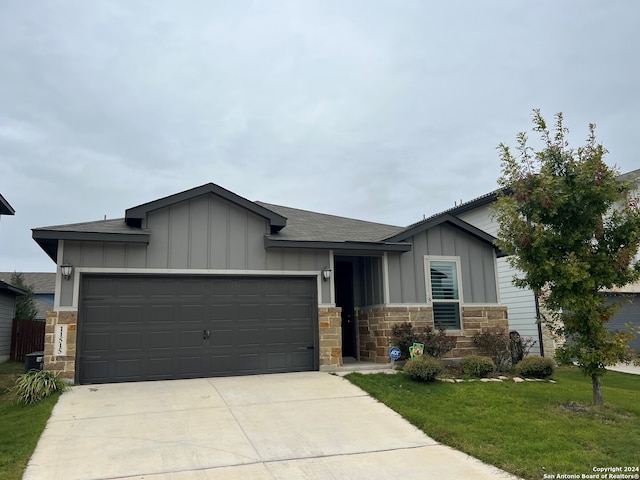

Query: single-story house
[[0, 272, 55, 321], [0, 280, 26, 363], [33, 183, 508, 384]]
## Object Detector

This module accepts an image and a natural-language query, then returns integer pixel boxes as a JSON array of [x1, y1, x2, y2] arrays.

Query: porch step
[[321, 359, 399, 376]]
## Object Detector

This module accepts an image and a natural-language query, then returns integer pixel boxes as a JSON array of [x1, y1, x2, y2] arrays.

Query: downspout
[[534, 293, 545, 357]]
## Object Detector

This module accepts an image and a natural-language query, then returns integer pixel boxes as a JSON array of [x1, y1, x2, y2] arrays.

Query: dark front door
[[335, 261, 356, 358], [78, 275, 318, 384]]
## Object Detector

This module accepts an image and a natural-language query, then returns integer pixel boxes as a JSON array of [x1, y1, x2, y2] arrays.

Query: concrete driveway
[[24, 372, 516, 480]]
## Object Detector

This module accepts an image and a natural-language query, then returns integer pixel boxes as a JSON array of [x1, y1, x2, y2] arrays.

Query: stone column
[[44, 310, 78, 381]]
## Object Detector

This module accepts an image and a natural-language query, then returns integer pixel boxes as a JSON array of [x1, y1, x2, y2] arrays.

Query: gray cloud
[[1, 0, 638, 271]]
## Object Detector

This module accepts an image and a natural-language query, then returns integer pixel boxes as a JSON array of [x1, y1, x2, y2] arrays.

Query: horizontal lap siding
[[0, 293, 15, 359], [497, 258, 540, 354]]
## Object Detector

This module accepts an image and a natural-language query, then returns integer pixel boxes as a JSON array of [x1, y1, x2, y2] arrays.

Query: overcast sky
[[1, 1, 638, 272]]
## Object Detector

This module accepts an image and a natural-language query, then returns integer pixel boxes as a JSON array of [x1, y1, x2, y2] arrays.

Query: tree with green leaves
[[10, 272, 38, 321], [493, 109, 640, 405]]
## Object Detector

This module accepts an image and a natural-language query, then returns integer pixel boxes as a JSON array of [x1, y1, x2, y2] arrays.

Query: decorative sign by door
[[389, 346, 401, 361], [409, 342, 424, 359]]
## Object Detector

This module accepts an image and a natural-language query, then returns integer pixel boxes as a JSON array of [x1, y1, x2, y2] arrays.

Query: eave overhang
[[264, 237, 412, 252], [32, 229, 150, 262], [0, 280, 26, 296]]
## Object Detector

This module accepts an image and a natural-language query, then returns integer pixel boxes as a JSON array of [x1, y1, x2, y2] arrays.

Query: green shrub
[[392, 322, 457, 360], [423, 325, 457, 359], [515, 356, 555, 378], [473, 327, 536, 371], [460, 355, 496, 378], [12, 370, 69, 404], [392, 322, 421, 360], [403, 356, 444, 382]]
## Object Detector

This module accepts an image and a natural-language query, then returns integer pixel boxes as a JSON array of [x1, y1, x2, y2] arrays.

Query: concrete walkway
[[24, 372, 518, 480], [608, 362, 640, 375]]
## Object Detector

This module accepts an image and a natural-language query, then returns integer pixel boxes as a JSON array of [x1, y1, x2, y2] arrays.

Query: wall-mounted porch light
[[61, 262, 73, 281], [322, 267, 331, 282]]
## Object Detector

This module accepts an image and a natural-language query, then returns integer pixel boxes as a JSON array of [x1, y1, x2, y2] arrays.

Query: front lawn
[[346, 366, 640, 480], [0, 361, 59, 480]]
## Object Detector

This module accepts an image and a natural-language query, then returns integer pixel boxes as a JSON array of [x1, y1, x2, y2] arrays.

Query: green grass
[[0, 361, 60, 480], [346, 366, 640, 480]]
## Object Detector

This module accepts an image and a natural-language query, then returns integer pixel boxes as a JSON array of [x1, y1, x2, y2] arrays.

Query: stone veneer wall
[[44, 310, 78, 380], [318, 307, 342, 369], [356, 305, 509, 364]]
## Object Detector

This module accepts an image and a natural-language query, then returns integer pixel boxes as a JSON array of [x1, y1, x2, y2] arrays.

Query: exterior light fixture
[[322, 267, 331, 282], [61, 262, 73, 281]]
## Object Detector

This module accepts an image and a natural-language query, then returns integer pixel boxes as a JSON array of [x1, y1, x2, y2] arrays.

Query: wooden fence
[[10, 318, 45, 362]]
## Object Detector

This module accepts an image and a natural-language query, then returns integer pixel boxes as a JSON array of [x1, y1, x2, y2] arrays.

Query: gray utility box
[[24, 351, 44, 372]]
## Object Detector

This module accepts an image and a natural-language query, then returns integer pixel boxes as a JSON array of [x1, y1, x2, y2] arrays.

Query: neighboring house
[[0, 194, 19, 362], [434, 191, 547, 356], [0, 273, 55, 321], [32, 183, 508, 384], [439, 168, 640, 355], [0, 280, 25, 363]]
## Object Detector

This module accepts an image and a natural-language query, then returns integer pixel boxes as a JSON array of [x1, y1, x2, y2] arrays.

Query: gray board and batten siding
[[386, 222, 499, 305], [58, 194, 332, 308]]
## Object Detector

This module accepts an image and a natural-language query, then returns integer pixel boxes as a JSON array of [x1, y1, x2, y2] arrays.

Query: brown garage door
[[78, 275, 318, 384]]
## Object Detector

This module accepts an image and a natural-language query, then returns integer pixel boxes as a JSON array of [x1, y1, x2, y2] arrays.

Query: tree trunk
[[592, 374, 603, 405]]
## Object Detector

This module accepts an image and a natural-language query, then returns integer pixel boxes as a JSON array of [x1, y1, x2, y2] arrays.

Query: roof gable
[[385, 213, 503, 255], [125, 183, 287, 233]]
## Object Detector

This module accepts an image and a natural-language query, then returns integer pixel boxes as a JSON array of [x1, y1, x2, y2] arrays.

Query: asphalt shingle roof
[[35, 218, 148, 235], [0, 272, 55, 293], [255, 202, 404, 243]]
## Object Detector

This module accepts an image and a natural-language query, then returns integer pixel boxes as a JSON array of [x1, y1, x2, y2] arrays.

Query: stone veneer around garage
[[318, 307, 343, 369], [44, 310, 77, 380], [356, 305, 509, 364], [45, 308, 345, 381]]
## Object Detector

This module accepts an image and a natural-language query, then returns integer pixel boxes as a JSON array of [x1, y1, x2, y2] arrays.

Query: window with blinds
[[427, 258, 462, 329]]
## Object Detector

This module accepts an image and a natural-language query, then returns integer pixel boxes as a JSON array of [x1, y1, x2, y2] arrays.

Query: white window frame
[[424, 255, 464, 330]]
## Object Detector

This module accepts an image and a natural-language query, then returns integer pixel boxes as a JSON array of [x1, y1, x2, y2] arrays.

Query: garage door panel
[[210, 328, 233, 347], [179, 330, 204, 348], [79, 275, 317, 383], [291, 326, 313, 344], [83, 361, 109, 383], [115, 332, 142, 351], [237, 303, 262, 320], [115, 359, 141, 380], [265, 327, 287, 345], [83, 305, 111, 326], [266, 352, 286, 369], [292, 351, 314, 368], [236, 328, 261, 346], [149, 305, 175, 323], [149, 331, 174, 349], [83, 332, 110, 352], [211, 304, 233, 320]]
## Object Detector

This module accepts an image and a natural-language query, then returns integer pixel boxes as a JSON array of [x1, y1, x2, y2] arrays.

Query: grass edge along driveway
[[0, 361, 60, 480], [345, 366, 640, 480]]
